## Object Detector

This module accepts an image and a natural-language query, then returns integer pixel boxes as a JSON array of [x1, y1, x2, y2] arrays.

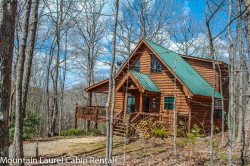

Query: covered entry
[[116, 70, 161, 115]]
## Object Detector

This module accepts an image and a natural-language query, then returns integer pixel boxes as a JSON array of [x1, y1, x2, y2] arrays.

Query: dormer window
[[133, 60, 140, 72], [151, 55, 162, 73]]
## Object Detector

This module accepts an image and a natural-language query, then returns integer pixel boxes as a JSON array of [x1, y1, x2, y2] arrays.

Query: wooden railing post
[[139, 91, 143, 112], [188, 100, 191, 133], [96, 107, 98, 121], [74, 103, 78, 129]]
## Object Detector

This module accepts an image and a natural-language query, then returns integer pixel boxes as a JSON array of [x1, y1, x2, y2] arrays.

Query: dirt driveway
[[9, 136, 106, 158]]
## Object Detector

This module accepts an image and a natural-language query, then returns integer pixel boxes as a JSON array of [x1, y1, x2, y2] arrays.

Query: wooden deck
[[74, 105, 175, 127], [74, 105, 192, 137], [74, 105, 107, 128]]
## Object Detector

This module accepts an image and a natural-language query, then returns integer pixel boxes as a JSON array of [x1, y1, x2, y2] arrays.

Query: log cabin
[[74, 39, 229, 137]]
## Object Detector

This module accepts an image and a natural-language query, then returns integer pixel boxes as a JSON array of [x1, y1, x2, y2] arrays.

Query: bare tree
[[13, 0, 32, 160], [236, 0, 247, 143], [173, 56, 177, 155], [242, 0, 250, 164], [51, 0, 63, 136], [117, 0, 173, 58], [22, 0, 40, 125], [46, 48, 54, 136], [227, 0, 235, 165], [44, 0, 72, 136], [0, 0, 17, 163], [170, 14, 201, 56], [205, 0, 226, 165], [71, 0, 106, 131], [59, 29, 68, 135], [106, 0, 119, 164]]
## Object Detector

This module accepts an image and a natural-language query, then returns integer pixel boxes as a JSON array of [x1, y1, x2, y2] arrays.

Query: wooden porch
[[74, 104, 106, 128], [74, 104, 163, 126], [74, 104, 178, 129]]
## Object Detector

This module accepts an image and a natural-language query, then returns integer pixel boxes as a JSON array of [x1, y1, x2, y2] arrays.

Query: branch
[[213, 3, 250, 40]]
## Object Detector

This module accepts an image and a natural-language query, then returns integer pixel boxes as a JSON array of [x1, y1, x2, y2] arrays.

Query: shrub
[[178, 119, 185, 128], [186, 124, 205, 143], [186, 133, 196, 143], [191, 124, 204, 137], [152, 121, 171, 138], [176, 138, 187, 148], [9, 110, 42, 140], [152, 128, 168, 138], [177, 128, 186, 137], [90, 129, 102, 136], [60, 129, 85, 136], [60, 129, 102, 136]]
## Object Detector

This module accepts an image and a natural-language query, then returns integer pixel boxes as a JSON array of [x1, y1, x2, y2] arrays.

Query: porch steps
[[113, 119, 126, 137]]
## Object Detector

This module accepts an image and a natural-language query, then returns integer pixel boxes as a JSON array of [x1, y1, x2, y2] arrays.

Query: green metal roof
[[130, 70, 160, 93], [144, 39, 222, 98]]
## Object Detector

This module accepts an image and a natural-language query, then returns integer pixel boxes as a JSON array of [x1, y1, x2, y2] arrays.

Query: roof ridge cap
[[144, 39, 179, 55]]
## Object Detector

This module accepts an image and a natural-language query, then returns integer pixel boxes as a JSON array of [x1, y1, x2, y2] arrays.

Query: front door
[[143, 97, 149, 112], [127, 95, 135, 114]]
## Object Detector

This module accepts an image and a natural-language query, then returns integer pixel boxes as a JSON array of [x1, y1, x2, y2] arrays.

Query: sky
[[180, 0, 205, 20], [37, 0, 230, 89]]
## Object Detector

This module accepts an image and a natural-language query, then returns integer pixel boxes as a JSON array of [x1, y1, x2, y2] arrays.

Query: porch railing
[[75, 105, 106, 121]]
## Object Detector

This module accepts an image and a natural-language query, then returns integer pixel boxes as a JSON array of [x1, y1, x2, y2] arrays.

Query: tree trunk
[[106, 0, 119, 164], [236, 0, 245, 143], [59, 29, 67, 135], [51, 36, 59, 136], [205, 6, 216, 165], [173, 56, 177, 155], [51, 0, 63, 136], [0, 0, 16, 164], [22, 0, 40, 123], [46, 54, 53, 136], [13, 0, 32, 161], [243, 76, 250, 164], [86, 63, 92, 131], [8, 88, 15, 128], [242, 0, 250, 164], [217, 64, 225, 146], [227, 0, 235, 165]]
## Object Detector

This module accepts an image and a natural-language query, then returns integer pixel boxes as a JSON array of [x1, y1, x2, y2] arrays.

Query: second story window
[[151, 55, 162, 73], [133, 60, 140, 72]]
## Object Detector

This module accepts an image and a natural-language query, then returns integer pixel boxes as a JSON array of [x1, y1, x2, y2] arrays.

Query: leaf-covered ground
[[11, 133, 242, 165]]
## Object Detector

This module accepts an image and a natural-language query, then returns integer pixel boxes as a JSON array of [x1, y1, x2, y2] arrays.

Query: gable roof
[[85, 39, 223, 99], [130, 70, 160, 93], [144, 39, 222, 98], [84, 79, 108, 92]]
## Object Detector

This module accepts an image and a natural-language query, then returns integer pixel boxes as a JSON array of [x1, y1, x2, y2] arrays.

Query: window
[[152, 98, 157, 110], [214, 100, 224, 119], [151, 97, 160, 113], [151, 55, 162, 73], [143, 97, 149, 112], [164, 97, 175, 110], [127, 96, 136, 114], [133, 60, 140, 72]]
